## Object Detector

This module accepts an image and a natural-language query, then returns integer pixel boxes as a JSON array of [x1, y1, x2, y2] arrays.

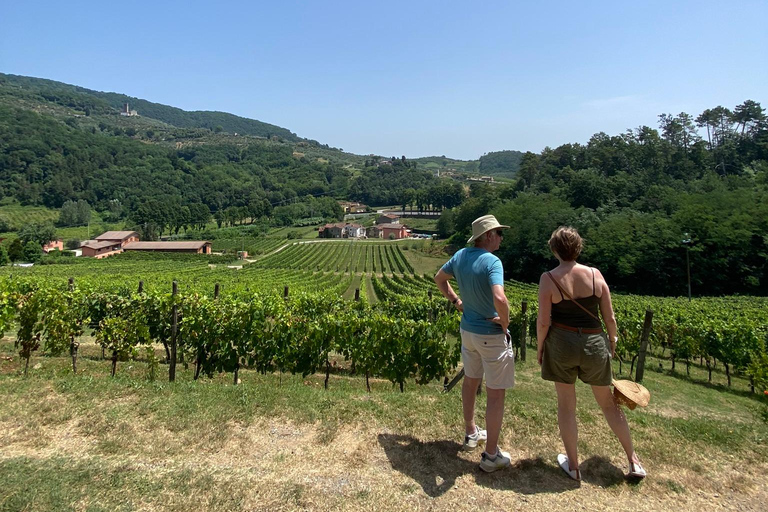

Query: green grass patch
[[0, 203, 59, 230], [1, 341, 767, 510]]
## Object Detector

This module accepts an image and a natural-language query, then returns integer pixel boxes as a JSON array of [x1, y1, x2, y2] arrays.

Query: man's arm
[[434, 269, 463, 311], [491, 284, 509, 332]]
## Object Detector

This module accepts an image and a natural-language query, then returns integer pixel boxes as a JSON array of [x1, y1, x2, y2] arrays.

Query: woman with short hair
[[537, 226, 645, 481]]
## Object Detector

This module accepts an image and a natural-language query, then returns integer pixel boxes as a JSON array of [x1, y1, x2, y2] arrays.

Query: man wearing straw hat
[[434, 214, 515, 473]]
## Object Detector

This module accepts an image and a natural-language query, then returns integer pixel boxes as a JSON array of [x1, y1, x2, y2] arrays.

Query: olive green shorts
[[541, 326, 612, 386]]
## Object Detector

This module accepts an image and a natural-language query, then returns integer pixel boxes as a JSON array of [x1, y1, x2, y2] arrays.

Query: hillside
[[0, 73, 300, 141], [0, 73, 458, 241], [478, 150, 524, 178]]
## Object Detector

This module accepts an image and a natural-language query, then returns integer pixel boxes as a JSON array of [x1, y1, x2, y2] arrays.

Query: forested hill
[[0, 73, 450, 241], [0, 73, 300, 141], [478, 150, 524, 178]]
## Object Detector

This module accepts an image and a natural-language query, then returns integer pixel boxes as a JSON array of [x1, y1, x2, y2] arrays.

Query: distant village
[[321, 203, 431, 240], [319, 212, 410, 240]]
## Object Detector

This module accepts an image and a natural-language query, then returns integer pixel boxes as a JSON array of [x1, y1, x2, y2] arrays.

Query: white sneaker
[[479, 449, 511, 472], [462, 427, 487, 451]]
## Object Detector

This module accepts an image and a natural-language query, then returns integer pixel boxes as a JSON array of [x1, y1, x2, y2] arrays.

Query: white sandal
[[557, 453, 581, 481], [628, 460, 647, 478]]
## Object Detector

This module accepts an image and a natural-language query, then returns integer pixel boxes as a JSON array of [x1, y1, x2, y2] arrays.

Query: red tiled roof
[[95, 231, 139, 241], [123, 241, 210, 250], [81, 240, 121, 250]]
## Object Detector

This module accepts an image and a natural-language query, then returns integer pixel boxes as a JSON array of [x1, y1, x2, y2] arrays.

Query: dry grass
[[1, 339, 767, 511]]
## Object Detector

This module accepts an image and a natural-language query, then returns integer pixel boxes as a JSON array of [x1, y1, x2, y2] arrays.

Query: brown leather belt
[[552, 322, 603, 334]]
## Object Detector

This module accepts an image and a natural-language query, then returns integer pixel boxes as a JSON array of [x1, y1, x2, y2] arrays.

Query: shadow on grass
[[476, 456, 578, 494], [647, 365, 763, 402], [378, 433, 475, 497], [579, 456, 626, 487], [378, 433, 577, 496]]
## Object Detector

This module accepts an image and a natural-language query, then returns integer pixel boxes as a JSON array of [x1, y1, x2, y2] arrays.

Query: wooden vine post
[[634, 309, 653, 383], [169, 281, 178, 382], [68, 277, 79, 373]]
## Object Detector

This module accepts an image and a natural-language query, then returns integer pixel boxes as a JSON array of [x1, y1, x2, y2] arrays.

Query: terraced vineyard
[[210, 237, 288, 256], [0, 204, 60, 230], [255, 241, 413, 274]]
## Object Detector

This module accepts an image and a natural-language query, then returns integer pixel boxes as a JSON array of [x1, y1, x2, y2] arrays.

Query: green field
[[0, 202, 118, 241], [0, 203, 59, 231]]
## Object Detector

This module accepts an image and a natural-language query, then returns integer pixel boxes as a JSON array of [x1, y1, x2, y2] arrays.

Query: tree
[[516, 152, 540, 190], [18, 222, 57, 247], [436, 209, 455, 238], [0, 246, 9, 266], [733, 100, 765, 136], [58, 199, 90, 227], [7, 239, 24, 262], [493, 193, 577, 281], [659, 112, 700, 152], [23, 241, 42, 262]]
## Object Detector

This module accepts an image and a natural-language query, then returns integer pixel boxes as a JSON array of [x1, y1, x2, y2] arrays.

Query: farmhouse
[[344, 223, 365, 238], [79, 231, 140, 258], [80, 240, 124, 259], [376, 213, 400, 225], [122, 241, 212, 254], [338, 201, 368, 213], [95, 231, 140, 247], [319, 223, 346, 238], [379, 223, 409, 240], [80, 231, 211, 257], [42, 239, 64, 253]]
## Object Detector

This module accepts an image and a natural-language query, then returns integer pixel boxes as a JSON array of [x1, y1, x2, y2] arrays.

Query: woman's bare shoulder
[[591, 267, 610, 295]]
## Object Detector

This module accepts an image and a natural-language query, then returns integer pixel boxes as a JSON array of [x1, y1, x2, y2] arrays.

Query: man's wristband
[[452, 297, 460, 304]]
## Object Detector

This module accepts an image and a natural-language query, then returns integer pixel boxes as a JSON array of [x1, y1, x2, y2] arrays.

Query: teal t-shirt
[[441, 247, 504, 335]]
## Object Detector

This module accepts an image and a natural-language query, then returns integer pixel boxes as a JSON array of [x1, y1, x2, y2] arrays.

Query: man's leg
[[462, 376, 482, 434], [484, 387, 506, 455]]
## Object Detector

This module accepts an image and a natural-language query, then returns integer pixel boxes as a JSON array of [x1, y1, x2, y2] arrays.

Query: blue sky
[[2, 1, 766, 160]]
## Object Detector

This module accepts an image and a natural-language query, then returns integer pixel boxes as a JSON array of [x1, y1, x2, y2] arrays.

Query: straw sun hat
[[612, 379, 651, 410], [467, 215, 510, 244]]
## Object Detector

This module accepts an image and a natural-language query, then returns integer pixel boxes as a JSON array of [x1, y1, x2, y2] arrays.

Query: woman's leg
[[591, 385, 640, 465], [555, 382, 579, 470]]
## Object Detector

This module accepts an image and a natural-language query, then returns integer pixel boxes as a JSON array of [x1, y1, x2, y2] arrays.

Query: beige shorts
[[460, 329, 515, 389]]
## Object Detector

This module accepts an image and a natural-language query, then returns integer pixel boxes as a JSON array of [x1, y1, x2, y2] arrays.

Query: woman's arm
[[536, 273, 552, 365], [596, 269, 618, 356]]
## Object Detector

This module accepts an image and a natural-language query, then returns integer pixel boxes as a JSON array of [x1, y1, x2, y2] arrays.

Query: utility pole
[[682, 233, 692, 301]]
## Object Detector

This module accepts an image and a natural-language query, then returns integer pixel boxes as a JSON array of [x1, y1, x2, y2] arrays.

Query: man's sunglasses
[[495, 230, 504, 237]]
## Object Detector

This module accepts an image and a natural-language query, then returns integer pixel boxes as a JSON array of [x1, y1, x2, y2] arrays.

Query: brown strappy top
[[549, 268, 602, 329]]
